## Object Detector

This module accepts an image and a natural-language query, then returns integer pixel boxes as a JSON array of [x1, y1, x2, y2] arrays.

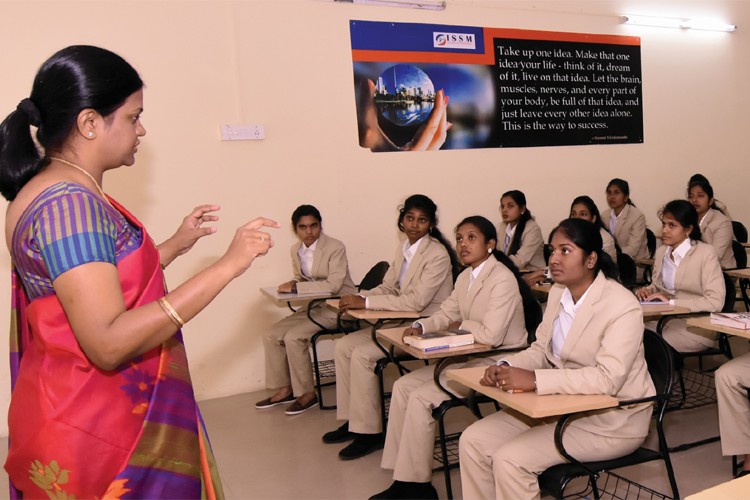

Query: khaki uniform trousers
[[334, 321, 408, 434], [716, 352, 750, 456], [381, 359, 494, 483], [646, 319, 717, 353], [263, 304, 338, 396], [459, 410, 644, 499]]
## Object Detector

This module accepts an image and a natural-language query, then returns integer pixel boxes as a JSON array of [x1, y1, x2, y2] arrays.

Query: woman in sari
[[0, 45, 277, 498]]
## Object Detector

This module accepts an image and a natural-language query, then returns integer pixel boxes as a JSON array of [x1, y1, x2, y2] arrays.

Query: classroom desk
[[447, 366, 618, 419], [635, 258, 655, 267], [531, 282, 553, 297], [725, 268, 750, 311], [260, 286, 332, 302], [686, 316, 750, 341], [641, 303, 691, 320], [685, 472, 750, 499], [376, 327, 493, 360]]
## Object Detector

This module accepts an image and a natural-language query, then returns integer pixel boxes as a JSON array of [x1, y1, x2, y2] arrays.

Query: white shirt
[[467, 258, 488, 295], [297, 239, 318, 280], [661, 238, 691, 293], [551, 285, 591, 359], [504, 224, 515, 252], [608, 210, 620, 235]]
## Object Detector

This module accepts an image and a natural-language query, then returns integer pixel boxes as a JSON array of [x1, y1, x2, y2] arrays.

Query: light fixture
[[622, 14, 736, 32], [333, 0, 446, 11]]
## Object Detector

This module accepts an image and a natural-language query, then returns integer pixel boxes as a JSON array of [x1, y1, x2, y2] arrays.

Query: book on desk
[[403, 329, 475, 351], [710, 312, 750, 330]]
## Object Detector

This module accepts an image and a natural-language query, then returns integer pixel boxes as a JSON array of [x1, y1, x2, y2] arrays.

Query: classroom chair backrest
[[646, 228, 657, 258], [732, 240, 747, 269], [543, 243, 552, 265], [732, 221, 748, 244], [616, 252, 637, 288], [523, 295, 543, 345], [358, 261, 389, 292], [722, 272, 737, 312]]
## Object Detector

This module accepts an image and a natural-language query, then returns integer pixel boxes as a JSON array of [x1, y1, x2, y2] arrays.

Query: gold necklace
[[48, 156, 113, 208]]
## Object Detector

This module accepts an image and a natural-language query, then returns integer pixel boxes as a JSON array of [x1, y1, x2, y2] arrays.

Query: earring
[[88, 132, 94, 138], [487, 248, 492, 254]]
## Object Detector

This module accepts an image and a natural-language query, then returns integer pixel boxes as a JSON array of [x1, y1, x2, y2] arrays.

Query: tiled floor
[[0, 360, 743, 499]]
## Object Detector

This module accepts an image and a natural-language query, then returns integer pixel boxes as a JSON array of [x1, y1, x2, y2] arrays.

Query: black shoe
[[369, 480, 438, 499], [283, 395, 319, 415], [737, 469, 750, 478], [254, 393, 294, 409], [322, 421, 355, 444], [338, 433, 384, 460]]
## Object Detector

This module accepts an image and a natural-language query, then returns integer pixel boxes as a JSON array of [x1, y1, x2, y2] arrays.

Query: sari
[[6, 196, 223, 499]]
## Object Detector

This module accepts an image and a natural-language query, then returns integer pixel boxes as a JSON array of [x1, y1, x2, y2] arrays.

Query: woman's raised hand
[[159, 204, 220, 267], [221, 217, 280, 278]]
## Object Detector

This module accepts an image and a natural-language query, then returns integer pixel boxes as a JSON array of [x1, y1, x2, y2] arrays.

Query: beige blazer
[[361, 235, 453, 316], [600, 227, 618, 263], [700, 208, 735, 269], [497, 218, 546, 270], [418, 255, 527, 348], [649, 240, 725, 312], [505, 273, 655, 440], [291, 233, 357, 296], [602, 204, 649, 260]]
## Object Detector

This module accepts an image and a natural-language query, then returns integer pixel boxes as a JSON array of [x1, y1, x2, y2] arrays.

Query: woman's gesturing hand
[[221, 217, 280, 278]]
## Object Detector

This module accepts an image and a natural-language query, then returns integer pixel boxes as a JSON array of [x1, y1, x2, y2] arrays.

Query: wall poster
[[350, 20, 643, 152]]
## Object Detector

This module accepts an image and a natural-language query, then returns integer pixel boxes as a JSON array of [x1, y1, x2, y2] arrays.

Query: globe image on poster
[[374, 64, 436, 127]]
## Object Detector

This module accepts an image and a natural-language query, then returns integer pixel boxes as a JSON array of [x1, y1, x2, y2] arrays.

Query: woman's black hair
[[687, 174, 723, 214], [606, 178, 636, 207], [291, 204, 322, 228], [660, 199, 702, 241], [398, 194, 463, 280], [456, 215, 537, 333], [549, 218, 619, 281], [501, 190, 533, 257], [0, 45, 144, 201], [570, 195, 609, 233]]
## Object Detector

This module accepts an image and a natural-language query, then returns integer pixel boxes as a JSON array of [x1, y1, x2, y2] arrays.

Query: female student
[[689, 173, 732, 219], [601, 178, 649, 261], [497, 190, 545, 270], [371, 216, 530, 500], [688, 176, 735, 268], [459, 218, 654, 499], [0, 46, 276, 498], [256, 205, 356, 415], [570, 195, 618, 263], [635, 200, 725, 352], [322, 194, 457, 460]]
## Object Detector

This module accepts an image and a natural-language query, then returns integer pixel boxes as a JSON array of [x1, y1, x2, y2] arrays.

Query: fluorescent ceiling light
[[622, 15, 736, 32], [334, 0, 447, 10]]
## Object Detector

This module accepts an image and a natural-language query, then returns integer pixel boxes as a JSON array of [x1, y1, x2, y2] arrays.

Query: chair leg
[[376, 357, 390, 434], [311, 334, 327, 409], [436, 413, 453, 500]]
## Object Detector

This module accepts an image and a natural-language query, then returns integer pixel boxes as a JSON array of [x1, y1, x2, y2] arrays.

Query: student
[[689, 173, 732, 220], [715, 353, 750, 477], [688, 176, 736, 268], [635, 200, 725, 352], [601, 178, 649, 261], [371, 216, 530, 500], [497, 190, 545, 270], [459, 218, 654, 499], [570, 195, 618, 263], [322, 194, 457, 460], [256, 205, 356, 415]]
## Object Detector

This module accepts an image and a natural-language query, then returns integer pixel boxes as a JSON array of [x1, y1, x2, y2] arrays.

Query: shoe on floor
[[338, 433, 384, 460], [284, 395, 319, 415], [369, 481, 438, 499], [322, 421, 355, 444], [737, 469, 750, 478], [255, 393, 294, 409]]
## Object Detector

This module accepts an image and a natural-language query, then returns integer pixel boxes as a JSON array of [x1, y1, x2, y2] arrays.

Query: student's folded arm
[[295, 245, 351, 295]]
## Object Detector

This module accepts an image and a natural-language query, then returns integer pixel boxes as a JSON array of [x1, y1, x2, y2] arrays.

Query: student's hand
[[523, 269, 546, 287], [401, 325, 423, 341], [447, 321, 462, 330], [219, 217, 280, 278], [634, 286, 652, 301], [643, 292, 670, 303], [339, 294, 366, 312], [481, 365, 535, 393], [158, 204, 220, 268], [277, 280, 296, 293], [481, 365, 504, 387], [358, 79, 451, 152]]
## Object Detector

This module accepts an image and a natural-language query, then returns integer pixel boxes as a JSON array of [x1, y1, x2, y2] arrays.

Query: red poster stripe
[[352, 49, 494, 64]]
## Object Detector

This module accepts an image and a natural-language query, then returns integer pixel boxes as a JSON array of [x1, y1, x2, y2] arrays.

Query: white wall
[[0, 0, 748, 437]]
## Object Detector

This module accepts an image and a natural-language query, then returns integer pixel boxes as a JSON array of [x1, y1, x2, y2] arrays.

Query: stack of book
[[403, 329, 475, 351], [710, 312, 750, 330]]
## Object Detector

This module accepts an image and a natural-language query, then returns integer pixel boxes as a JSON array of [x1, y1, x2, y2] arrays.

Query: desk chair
[[732, 240, 747, 270], [616, 252, 637, 289], [642, 228, 657, 284], [538, 330, 679, 500], [732, 221, 748, 244], [310, 261, 389, 409], [431, 296, 544, 499]]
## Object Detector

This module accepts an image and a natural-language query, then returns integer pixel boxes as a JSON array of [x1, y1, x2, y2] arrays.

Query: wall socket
[[220, 124, 265, 141]]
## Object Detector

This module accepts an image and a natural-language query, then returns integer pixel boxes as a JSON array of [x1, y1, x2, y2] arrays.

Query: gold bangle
[[158, 297, 185, 328]]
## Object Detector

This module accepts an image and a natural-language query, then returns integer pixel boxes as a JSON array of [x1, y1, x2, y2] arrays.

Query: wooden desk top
[[641, 303, 691, 319], [636, 258, 655, 267], [376, 327, 494, 360], [726, 268, 750, 280], [324, 300, 420, 320], [260, 287, 332, 302], [686, 473, 750, 499], [686, 316, 750, 340], [447, 366, 618, 419], [531, 282, 553, 295]]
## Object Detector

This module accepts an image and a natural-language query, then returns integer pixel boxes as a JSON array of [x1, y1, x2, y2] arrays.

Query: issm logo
[[433, 32, 476, 50]]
